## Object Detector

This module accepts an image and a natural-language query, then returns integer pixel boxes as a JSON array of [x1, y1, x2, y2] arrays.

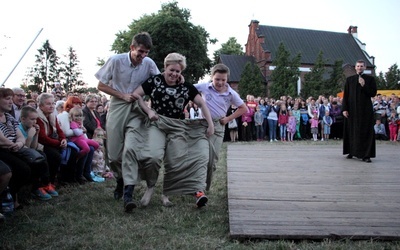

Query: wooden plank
[[227, 143, 400, 240]]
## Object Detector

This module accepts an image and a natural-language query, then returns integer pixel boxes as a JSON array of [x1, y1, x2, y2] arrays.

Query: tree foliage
[[59, 47, 84, 92], [269, 43, 301, 98], [26, 40, 85, 93], [213, 37, 244, 64], [384, 63, 400, 90], [301, 51, 326, 98], [238, 62, 265, 98], [111, 1, 214, 83], [29, 40, 59, 92], [324, 59, 345, 96]]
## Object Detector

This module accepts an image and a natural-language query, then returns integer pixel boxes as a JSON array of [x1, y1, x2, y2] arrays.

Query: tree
[[301, 51, 325, 98], [324, 59, 345, 96], [269, 43, 301, 98], [376, 71, 387, 89], [29, 40, 59, 92], [238, 62, 265, 98], [111, 1, 214, 83], [213, 37, 244, 64], [385, 63, 400, 90], [59, 47, 84, 92]]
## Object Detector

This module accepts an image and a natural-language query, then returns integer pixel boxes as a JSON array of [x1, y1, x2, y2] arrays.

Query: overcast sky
[[1, 0, 399, 89]]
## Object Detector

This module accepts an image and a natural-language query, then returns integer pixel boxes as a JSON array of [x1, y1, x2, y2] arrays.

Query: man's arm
[[97, 82, 135, 103]]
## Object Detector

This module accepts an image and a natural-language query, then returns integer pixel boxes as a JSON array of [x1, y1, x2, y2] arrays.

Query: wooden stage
[[226, 141, 400, 240]]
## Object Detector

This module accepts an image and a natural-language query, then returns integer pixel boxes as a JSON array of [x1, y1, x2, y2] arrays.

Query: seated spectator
[[0, 88, 31, 210], [374, 119, 388, 140], [57, 96, 95, 183], [0, 160, 12, 221], [19, 106, 58, 200], [82, 94, 104, 139], [36, 93, 77, 185], [26, 99, 37, 108]]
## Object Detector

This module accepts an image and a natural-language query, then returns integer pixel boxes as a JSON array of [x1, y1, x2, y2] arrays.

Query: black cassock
[[342, 73, 377, 158]]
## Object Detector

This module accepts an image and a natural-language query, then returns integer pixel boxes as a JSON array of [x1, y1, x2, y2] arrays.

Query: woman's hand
[[147, 110, 159, 121], [60, 139, 67, 149], [9, 142, 23, 152]]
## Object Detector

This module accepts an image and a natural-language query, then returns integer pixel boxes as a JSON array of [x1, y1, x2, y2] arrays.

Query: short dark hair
[[131, 32, 153, 49], [211, 64, 230, 78], [21, 106, 37, 118]]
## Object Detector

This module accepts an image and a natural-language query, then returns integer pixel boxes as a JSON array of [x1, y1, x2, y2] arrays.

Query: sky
[[1, 0, 399, 89]]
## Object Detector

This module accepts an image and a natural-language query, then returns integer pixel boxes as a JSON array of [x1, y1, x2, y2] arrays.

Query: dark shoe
[[77, 176, 87, 185], [83, 174, 94, 182], [124, 200, 137, 213], [123, 185, 136, 213], [362, 158, 372, 163], [346, 154, 353, 159], [195, 191, 208, 208], [114, 178, 124, 200]]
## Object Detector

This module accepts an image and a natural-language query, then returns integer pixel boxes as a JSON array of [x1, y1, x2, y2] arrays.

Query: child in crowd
[[68, 107, 99, 158], [374, 119, 388, 140], [278, 104, 288, 141], [310, 112, 319, 141], [18, 106, 58, 200], [387, 110, 398, 141], [287, 110, 297, 142], [91, 128, 113, 179], [254, 105, 264, 141], [322, 110, 333, 141], [228, 105, 239, 142]]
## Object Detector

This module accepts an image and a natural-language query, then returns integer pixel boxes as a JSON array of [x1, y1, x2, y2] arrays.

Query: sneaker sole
[[196, 196, 208, 208], [124, 201, 137, 213]]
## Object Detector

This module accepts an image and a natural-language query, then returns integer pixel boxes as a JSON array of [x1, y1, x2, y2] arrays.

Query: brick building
[[219, 20, 375, 96]]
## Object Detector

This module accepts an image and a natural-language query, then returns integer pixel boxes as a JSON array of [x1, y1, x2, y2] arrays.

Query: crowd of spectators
[[0, 86, 111, 221]]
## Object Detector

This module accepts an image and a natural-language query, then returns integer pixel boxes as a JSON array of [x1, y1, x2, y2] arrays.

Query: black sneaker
[[124, 200, 137, 213]]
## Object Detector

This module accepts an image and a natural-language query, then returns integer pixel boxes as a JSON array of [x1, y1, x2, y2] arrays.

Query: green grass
[[1, 142, 400, 250]]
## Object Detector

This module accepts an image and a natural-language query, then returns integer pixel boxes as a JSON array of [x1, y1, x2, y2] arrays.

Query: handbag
[[228, 119, 238, 129], [17, 147, 46, 164]]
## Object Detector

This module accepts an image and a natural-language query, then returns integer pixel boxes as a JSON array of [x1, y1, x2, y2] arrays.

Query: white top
[[95, 53, 160, 94]]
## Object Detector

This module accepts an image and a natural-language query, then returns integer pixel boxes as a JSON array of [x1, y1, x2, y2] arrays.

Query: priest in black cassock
[[342, 59, 377, 163]]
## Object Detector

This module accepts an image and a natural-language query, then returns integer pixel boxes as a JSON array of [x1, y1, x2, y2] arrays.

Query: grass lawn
[[1, 142, 399, 249]]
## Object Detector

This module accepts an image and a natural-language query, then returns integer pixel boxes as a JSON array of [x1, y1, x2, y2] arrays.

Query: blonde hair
[[164, 52, 186, 71], [68, 106, 84, 122]]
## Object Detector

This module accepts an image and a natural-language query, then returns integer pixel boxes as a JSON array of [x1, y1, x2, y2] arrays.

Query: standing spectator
[[189, 102, 202, 119], [267, 100, 279, 142], [387, 110, 398, 141], [330, 101, 343, 139], [310, 112, 319, 141], [227, 105, 239, 142], [254, 105, 263, 141], [292, 103, 301, 140], [278, 104, 288, 141], [241, 104, 254, 141], [287, 110, 297, 142], [322, 110, 333, 141], [342, 60, 377, 163], [259, 98, 268, 140], [299, 99, 309, 140]]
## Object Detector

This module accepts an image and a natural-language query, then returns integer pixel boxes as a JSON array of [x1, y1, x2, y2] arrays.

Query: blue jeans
[[256, 125, 263, 140], [280, 124, 287, 140], [268, 119, 277, 140]]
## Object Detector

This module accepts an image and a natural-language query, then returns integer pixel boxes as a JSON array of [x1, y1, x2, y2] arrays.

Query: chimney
[[347, 25, 358, 38]]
